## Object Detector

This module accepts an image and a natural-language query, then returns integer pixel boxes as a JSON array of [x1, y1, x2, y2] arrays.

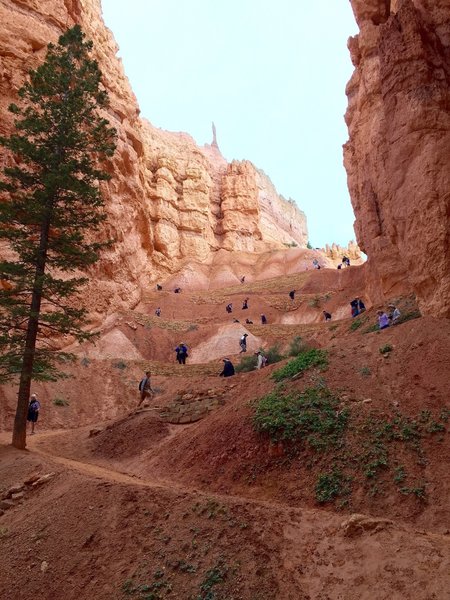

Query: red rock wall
[[345, 0, 450, 317], [0, 0, 308, 319]]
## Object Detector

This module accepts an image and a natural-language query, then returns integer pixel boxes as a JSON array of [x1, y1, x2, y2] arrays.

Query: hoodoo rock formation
[[345, 0, 450, 318], [0, 0, 307, 319]]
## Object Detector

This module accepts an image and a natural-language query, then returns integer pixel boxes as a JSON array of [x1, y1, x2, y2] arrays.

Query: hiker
[[388, 304, 401, 324], [342, 256, 350, 267], [138, 371, 154, 406], [261, 314, 267, 325], [155, 307, 161, 317], [156, 284, 162, 291], [245, 318, 253, 325], [242, 298, 249, 310], [323, 311, 332, 321], [356, 297, 366, 312], [226, 303, 233, 314], [219, 358, 235, 377], [350, 299, 359, 318], [377, 310, 390, 330], [255, 351, 266, 370], [312, 259, 320, 269], [289, 290, 295, 300], [337, 264, 342, 270], [175, 343, 188, 364], [240, 276, 245, 284], [239, 333, 248, 353], [27, 393, 40, 435], [174, 286, 182, 294], [233, 318, 240, 323]]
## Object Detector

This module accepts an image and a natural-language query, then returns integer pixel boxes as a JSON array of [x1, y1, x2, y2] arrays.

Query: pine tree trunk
[[12, 314, 40, 449], [11, 210, 51, 450]]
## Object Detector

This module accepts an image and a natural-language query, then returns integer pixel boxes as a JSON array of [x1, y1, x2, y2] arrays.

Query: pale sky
[[101, 0, 359, 248]]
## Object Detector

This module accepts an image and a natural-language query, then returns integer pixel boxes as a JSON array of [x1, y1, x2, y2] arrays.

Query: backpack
[[138, 378, 146, 391]]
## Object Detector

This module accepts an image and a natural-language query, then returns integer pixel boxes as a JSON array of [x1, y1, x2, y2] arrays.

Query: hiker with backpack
[[138, 371, 154, 406], [323, 311, 332, 321], [175, 343, 188, 364], [261, 314, 267, 325], [289, 290, 295, 300], [219, 358, 235, 377], [239, 333, 248, 353], [27, 393, 40, 435], [226, 303, 233, 314], [242, 298, 249, 310], [255, 351, 266, 370], [155, 307, 161, 317]]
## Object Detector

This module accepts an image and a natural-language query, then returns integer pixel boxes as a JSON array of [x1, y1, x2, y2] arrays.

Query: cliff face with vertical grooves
[[0, 0, 308, 318], [345, 0, 450, 317]]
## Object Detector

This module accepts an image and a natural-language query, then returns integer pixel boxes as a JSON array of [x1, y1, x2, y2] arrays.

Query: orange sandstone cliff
[[0, 0, 308, 319], [345, 0, 450, 317]]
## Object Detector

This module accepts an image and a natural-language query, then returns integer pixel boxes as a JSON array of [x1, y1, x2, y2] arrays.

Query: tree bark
[[11, 207, 51, 450]]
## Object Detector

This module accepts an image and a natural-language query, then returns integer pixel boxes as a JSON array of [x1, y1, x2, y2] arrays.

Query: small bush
[[112, 360, 127, 370], [396, 310, 421, 325], [308, 295, 321, 308], [316, 469, 349, 504], [349, 317, 367, 331], [359, 366, 371, 378], [187, 323, 198, 331], [265, 344, 284, 365], [53, 397, 69, 407], [288, 336, 305, 357], [272, 349, 328, 382], [253, 386, 348, 445], [235, 355, 258, 373], [379, 344, 393, 354]]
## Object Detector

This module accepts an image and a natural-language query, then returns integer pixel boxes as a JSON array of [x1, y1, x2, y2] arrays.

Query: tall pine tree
[[0, 25, 116, 449]]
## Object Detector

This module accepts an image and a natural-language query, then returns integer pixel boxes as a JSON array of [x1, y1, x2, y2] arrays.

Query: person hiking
[[27, 393, 41, 434], [289, 290, 295, 300], [356, 297, 366, 312], [260, 314, 267, 325], [240, 276, 245, 284], [175, 343, 188, 364], [255, 351, 266, 370], [242, 298, 249, 310], [388, 304, 401, 324], [377, 310, 390, 330], [155, 307, 161, 317], [138, 371, 154, 406], [174, 286, 182, 293], [239, 333, 248, 353], [156, 284, 162, 291], [323, 310, 332, 321], [245, 318, 253, 325], [350, 299, 359, 318], [219, 358, 235, 377], [226, 303, 233, 314]]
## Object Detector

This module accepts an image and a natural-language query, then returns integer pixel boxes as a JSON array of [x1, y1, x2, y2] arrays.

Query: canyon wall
[[345, 0, 450, 317], [0, 0, 308, 320]]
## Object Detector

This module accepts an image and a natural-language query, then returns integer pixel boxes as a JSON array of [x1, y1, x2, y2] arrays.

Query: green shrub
[[272, 349, 328, 382], [53, 397, 69, 407], [316, 469, 348, 503], [112, 359, 127, 369], [379, 344, 393, 354], [359, 366, 371, 378], [395, 310, 421, 325], [265, 344, 284, 364], [308, 295, 321, 308], [349, 317, 367, 331], [253, 386, 348, 446], [288, 336, 305, 357], [235, 354, 258, 373]]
